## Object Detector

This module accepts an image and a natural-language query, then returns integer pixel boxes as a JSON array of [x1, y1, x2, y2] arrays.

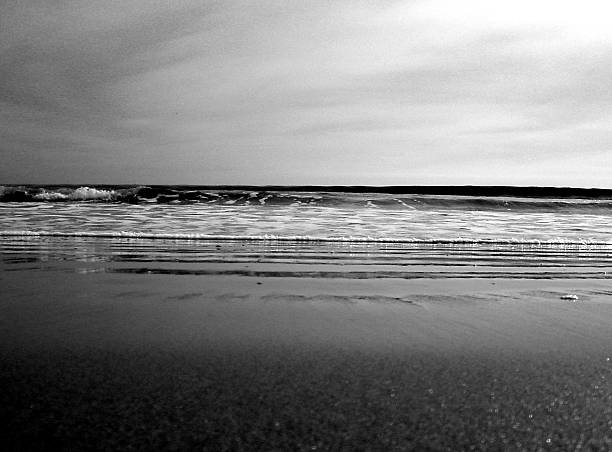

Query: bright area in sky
[[1, 0, 612, 187], [419, 0, 612, 39]]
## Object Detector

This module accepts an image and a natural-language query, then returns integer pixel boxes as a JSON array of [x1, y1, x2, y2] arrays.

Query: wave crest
[[2, 185, 612, 212]]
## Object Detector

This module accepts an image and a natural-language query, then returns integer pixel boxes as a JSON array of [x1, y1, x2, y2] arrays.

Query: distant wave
[[0, 186, 136, 202], [4, 183, 612, 197], [3, 185, 612, 211], [1, 230, 610, 246]]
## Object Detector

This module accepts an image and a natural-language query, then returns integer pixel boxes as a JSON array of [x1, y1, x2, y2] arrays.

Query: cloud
[[1, 0, 612, 186]]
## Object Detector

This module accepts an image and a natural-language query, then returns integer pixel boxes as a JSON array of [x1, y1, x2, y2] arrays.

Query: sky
[[2, 0, 612, 187]]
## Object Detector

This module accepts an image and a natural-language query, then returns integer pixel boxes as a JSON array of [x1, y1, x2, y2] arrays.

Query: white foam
[[33, 191, 68, 201], [1, 229, 609, 247], [395, 199, 416, 209], [69, 187, 115, 201]]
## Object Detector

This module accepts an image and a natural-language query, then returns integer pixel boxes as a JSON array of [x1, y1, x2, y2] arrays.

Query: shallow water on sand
[[3, 236, 612, 280]]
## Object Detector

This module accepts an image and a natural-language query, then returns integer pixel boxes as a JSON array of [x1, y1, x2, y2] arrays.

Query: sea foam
[[0, 229, 609, 247]]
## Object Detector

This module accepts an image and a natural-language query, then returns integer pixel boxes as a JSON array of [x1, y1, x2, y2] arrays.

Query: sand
[[2, 267, 612, 450]]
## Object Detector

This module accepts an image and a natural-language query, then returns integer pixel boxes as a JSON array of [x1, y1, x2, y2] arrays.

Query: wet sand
[[2, 268, 612, 450]]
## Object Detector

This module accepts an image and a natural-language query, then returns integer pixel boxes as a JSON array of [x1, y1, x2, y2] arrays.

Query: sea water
[[2, 185, 612, 279]]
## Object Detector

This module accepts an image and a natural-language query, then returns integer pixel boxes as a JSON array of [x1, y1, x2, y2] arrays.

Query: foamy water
[[1, 191, 612, 244], [2, 187, 612, 279]]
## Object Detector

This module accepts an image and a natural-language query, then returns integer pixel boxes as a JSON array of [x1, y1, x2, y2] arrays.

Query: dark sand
[[2, 268, 612, 450]]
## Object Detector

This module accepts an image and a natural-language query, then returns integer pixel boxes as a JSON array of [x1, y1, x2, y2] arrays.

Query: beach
[[3, 190, 612, 450], [3, 246, 612, 450]]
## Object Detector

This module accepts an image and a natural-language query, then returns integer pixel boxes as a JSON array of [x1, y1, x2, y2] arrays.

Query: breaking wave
[[1, 186, 136, 202], [2, 185, 612, 211]]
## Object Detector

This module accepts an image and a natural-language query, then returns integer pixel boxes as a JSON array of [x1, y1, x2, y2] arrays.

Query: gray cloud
[[1, 0, 612, 186]]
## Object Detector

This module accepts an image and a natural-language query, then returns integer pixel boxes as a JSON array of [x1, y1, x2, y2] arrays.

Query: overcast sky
[[2, 0, 612, 186]]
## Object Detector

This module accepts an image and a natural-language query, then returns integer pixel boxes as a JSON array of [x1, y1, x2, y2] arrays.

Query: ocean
[[2, 184, 612, 279]]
